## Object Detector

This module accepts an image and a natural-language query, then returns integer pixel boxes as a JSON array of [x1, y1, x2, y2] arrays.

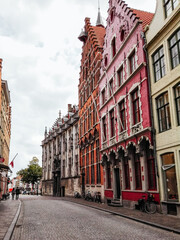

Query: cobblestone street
[[11, 196, 180, 240]]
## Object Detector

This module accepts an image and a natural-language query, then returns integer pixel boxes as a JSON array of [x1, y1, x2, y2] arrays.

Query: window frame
[[174, 82, 180, 125], [117, 66, 123, 87], [124, 157, 130, 190], [109, 109, 115, 138], [156, 92, 171, 132], [111, 37, 116, 58], [118, 100, 126, 132], [106, 162, 112, 189], [169, 28, 180, 69], [101, 88, 106, 105], [102, 116, 107, 141], [132, 89, 140, 125], [152, 46, 166, 82], [134, 154, 142, 190], [164, 0, 179, 18], [129, 50, 136, 74], [109, 78, 113, 97], [91, 143, 95, 184], [96, 140, 101, 184]]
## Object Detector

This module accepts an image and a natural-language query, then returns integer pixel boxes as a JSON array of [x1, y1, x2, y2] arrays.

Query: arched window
[[111, 37, 116, 58]]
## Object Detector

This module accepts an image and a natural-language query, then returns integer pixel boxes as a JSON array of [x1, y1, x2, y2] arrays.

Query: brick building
[[78, 11, 105, 200], [99, 0, 159, 208]]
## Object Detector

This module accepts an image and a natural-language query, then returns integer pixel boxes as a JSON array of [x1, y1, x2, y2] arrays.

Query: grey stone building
[[41, 104, 80, 197]]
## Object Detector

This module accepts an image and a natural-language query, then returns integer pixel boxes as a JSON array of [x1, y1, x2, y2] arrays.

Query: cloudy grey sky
[[0, 0, 156, 176]]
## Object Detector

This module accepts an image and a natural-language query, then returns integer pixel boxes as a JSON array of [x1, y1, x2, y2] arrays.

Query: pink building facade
[[99, 0, 159, 208]]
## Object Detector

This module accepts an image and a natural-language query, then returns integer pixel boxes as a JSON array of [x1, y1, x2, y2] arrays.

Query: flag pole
[[9, 153, 18, 168]]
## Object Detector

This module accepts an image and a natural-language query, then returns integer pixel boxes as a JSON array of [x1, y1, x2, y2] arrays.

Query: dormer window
[[111, 37, 116, 58]]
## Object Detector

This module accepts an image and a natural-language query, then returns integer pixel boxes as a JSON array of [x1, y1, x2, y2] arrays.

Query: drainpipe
[[141, 31, 159, 180]]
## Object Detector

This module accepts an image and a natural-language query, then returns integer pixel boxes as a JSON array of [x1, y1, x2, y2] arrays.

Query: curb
[[62, 198, 180, 235], [3, 200, 21, 240]]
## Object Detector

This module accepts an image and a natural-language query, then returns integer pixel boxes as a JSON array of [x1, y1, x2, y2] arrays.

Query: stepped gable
[[131, 8, 154, 30], [84, 17, 105, 50], [92, 26, 105, 47]]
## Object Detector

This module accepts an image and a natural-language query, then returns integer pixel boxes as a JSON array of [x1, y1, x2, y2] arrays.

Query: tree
[[17, 157, 42, 187]]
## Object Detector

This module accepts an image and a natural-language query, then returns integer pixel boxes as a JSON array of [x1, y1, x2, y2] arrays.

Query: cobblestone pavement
[[11, 196, 180, 240], [60, 196, 180, 232], [0, 198, 20, 240]]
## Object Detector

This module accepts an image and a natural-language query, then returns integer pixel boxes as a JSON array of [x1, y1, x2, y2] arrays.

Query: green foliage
[[17, 157, 42, 184]]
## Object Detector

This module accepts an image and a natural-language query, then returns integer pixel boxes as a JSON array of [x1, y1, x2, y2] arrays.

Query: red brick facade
[[78, 18, 105, 199]]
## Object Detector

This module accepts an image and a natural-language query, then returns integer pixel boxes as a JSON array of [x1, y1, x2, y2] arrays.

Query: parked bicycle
[[94, 192, 101, 203], [74, 191, 81, 198], [138, 192, 157, 214], [85, 191, 94, 201]]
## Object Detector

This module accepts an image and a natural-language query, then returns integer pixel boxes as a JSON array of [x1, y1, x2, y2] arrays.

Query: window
[[96, 140, 101, 184], [110, 109, 115, 138], [153, 47, 166, 81], [174, 83, 180, 125], [93, 104, 96, 125], [119, 100, 126, 132], [88, 107, 91, 129], [111, 37, 116, 58], [101, 89, 106, 105], [62, 160, 65, 178], [132, 89, 140, 125], [109, 79, 113, 97], [162, 153, 178, 200], [104, 56, 108, 67], [129, 51, 136, 74], [134, 155, 142, 190], [75, 155, 78, 175], [124, 158, 130, 189], [86, 147, 89, 184], [164, 0, 179, 17], [110, 9, 114, 22], [117, 67, 123, 86], [91, 144, 95, 184], [69, 158, 72, 176], [82, 149, 85, 168], [107, 162, 111, 189], [169, 29, 180, 69], [147, 156, 157, 190], [102, 116, 107, 141], [156, 92, 171, 132]]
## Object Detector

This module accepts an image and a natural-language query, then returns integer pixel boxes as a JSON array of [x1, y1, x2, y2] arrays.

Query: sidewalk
[[60, 196, 180, 234], [0, 198, 21, 240]]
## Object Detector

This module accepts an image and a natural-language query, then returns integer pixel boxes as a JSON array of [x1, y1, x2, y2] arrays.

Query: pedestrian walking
[[12, 188, 15, 200], [15, 187, 20, 200]]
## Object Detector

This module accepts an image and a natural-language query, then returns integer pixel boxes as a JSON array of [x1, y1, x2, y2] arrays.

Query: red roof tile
[[131, 9, 154, 30]]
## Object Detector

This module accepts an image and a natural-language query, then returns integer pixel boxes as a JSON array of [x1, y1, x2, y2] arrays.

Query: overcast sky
[[0, 0, 156, 177]]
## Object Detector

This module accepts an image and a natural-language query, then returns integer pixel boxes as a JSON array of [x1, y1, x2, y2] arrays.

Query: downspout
[[141, 31, 159, 180]]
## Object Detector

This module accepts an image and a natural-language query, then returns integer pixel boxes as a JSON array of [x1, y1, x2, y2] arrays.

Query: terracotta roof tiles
[[131, 8, 154, 30]]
